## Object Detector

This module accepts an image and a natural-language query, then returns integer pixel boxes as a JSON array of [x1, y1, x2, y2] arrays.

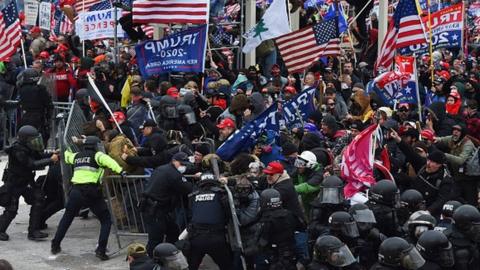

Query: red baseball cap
[[109, 111, 126, 123], [216, 118, 235, 129], [420, 129, 435, 142], [263, 161, 284, 175], [30, 26, 41, 34], [167, 87, 179, 98]]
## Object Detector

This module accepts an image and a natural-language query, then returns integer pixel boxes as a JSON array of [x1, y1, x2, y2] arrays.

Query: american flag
[[393, 0, 426, 49], [225, 3, 240, 19], [211, 26, 231, 46], [141, 25, 154, 38], [132, 0, 209, 25], [0, 0, 21, 61], [276, 17, 340, 74], [374, 0, 426, 73], [50, 8, 74, 41], [89, 0, 112, 10], [74, 0, 101, 16], [374, 19, 396, 73]]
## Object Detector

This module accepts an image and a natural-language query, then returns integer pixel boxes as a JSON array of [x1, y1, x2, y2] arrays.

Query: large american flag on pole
[[0, 0, 21, 61], [74, 0, 101, 19], [375, 0, 426, 72], [132, 0, 209, 25], [50, 8, 74, 41], [275, 17, 340, 74]]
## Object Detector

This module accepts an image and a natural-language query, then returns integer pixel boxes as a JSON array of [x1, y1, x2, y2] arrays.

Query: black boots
[[51, 242, 61, 254], [95, 249, 109, 261], [0, 232, 9, 241], [28, 230, 48, 241]]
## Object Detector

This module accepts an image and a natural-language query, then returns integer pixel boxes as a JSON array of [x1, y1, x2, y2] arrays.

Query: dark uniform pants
[[188, 231, 233, 270], [0, 181, 43, 234], [52, 184, 111, 252], [144, 211, 179, 257]]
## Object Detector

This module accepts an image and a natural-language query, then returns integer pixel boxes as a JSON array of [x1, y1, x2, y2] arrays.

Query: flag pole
[[427, 0, 434, 87], [20, 39, 28, 68], [347, 0, 373, 28], [82, 0, 85, 57], [378, 0, 388, 56], [113, 0, 118, 64], [413, 54, 423, 122]]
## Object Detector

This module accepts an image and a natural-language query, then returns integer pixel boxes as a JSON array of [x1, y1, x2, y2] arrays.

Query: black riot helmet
[[452, 205, 480, 243], [18, 125, 44, 152], [368, 180, 400, 208], [400, 189, 426, 212], [75, 88, 89, 104], [83, 136, 101, 151], [407, 211, 437, 240], [328, 211, 360, 238], [349, 203, 376, 232], [153, 243, 188, 269], [314, 235, 356, 267], [379, 237, 425, 269], [18, 68, 41, 85], [260, 189, 282, 210], [317, 175, 344, 204], [416, 230, 455, 267], [160, 95, 179, 119], [441, 200, 462, 218], [177, 104, 197, 125]]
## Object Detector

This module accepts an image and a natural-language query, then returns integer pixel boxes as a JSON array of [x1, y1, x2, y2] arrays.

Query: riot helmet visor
[[326, 244, 356, 267], [319, 187, 344, 204], [401, 246, 426, 270]]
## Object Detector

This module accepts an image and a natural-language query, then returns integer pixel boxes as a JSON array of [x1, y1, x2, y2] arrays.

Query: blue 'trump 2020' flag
[[135, 25, 207, 78], [282, 86, 316, 128], [216, 103, 279, 161]]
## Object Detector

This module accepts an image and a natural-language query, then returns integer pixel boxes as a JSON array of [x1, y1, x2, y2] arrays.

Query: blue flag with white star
[[282, 86, 316, 129], [216, 103, 279, 161], [366, 77, 417, 106]]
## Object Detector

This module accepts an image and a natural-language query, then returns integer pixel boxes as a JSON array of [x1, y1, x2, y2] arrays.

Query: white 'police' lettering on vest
[[75, 157, 91, 164], [195, 193, 215, 202]]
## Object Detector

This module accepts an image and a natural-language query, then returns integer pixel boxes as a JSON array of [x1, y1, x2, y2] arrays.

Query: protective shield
[[352, 209, 377, 223], [318, 187, 344, 204], [401, 246, 426, 270], [164, 106, 179, 119], [465, 223, 480, 243], [294, 157, 307, 168], [27, 134, 45, 152], [437, 242, 455, 267], [163, 252, 189, 270], [340, 221, 360, 238], [326, 244, 356, 267], [184, 112, 197, 125]]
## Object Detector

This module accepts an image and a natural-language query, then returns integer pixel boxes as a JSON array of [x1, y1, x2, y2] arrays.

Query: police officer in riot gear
[[416, 230, 455, 269], [51, 136, 124, 260], [444, 205, 480, 270], [398, 189, 426, 226], [140, 152, 193, 256], [405, 211, 437, 244], [153, 243, 189, 270], [17, 68, 53, 144], [187, 172, 232, 270], [257, 188, 297, 270], [309, 176, 349, 250], [0, 125, 58, 241], [366, 180, 402, 237], [158, 95, 179, 131], [434, 200, 462, 232], [370, 237, 425, 270], [349, 203, 386, 269], [308, 235, 358, 270]]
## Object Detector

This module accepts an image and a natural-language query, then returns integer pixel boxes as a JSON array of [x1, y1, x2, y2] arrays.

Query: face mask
[[177, 166, 186, 174]]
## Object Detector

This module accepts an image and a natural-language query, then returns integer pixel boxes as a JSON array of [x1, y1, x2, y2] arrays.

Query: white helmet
[[295, 151, 318, 169]]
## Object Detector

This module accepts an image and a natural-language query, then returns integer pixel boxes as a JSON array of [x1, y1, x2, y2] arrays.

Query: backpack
[[465, 147, 480, 176]]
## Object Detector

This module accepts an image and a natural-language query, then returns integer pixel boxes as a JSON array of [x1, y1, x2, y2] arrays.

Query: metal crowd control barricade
[[103, 175, 149, 249], [1, 100, 19, 149]]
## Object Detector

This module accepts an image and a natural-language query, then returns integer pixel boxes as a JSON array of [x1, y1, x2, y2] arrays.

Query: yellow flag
[[121, 75, 132, 108]]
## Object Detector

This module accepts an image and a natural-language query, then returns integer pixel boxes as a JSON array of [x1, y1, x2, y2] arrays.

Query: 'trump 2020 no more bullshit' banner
[[135, 25, 207, 77]]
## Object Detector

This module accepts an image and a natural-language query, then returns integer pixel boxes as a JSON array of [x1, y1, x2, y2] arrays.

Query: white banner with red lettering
[[75, 8, 125, 41], [341, 124, 380, 199]]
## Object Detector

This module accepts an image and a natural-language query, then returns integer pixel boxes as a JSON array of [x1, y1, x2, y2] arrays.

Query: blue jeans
[[295, 231, 309, 265]]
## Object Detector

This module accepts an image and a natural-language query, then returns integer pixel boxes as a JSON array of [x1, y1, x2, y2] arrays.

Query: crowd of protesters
[[1, 0, 480, 269]]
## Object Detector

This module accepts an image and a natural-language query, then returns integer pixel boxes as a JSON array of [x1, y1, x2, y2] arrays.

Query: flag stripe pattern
[[0, 0, 21, 61], [276, 18, 340, 74], [133, 0, 208, 25], [374, 20, 397, 72], [74, 0, 101, 18], [393, 0, 426, 48], [141, 25, 154, 38]]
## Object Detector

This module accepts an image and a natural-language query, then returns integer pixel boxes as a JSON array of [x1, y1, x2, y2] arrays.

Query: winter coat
[[436, 135, 476, 176], [105, 134, 139, 173]]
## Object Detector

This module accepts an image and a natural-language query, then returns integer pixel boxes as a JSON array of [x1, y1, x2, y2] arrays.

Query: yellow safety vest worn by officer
[[64, 149, 123, 184]]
